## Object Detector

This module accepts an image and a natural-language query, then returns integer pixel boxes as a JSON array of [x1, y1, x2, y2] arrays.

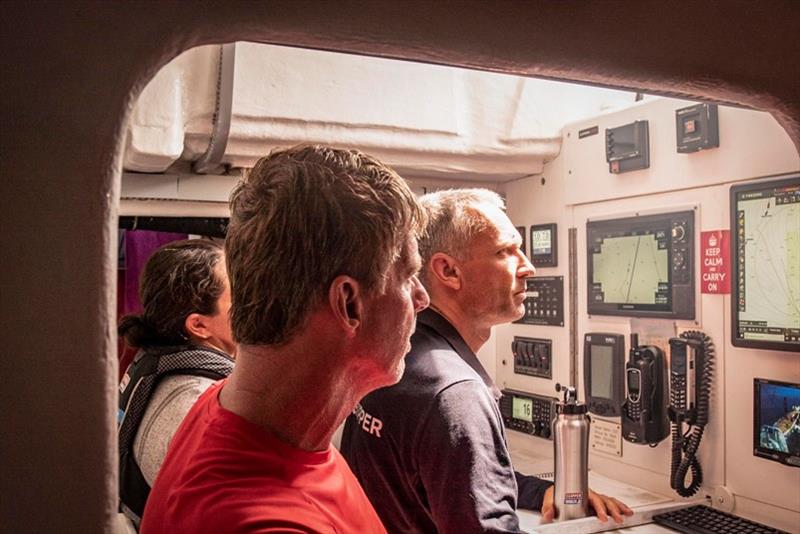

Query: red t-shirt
[[140, 381, 386, 534]]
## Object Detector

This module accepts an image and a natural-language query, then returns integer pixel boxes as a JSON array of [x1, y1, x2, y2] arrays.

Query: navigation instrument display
[[530, 223, 558, 267], [732, 176, 800, 351], [593, 230, 669, 307], [753, 378, 800, 467], [587, 210, 694, 319], [583, 333, 625, 417], [532, 228, 552, 255], [590, 345, 614, 399], [513, 397, 533, 422]]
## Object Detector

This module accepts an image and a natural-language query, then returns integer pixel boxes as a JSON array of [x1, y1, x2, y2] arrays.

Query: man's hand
[[539, 486, 557, 523], [540, 486, 633, 524]]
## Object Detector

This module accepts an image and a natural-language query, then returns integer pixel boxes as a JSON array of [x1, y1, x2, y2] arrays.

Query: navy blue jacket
[[342, 309, 551, 533]]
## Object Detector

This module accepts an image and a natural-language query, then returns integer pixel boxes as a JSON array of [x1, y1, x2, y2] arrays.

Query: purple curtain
[[118, 230, 187, 378], [120, 230, 188, 316]]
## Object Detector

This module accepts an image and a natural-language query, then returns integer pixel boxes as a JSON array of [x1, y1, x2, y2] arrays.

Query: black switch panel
[[514, 276, 564, 326], [512, 336, 552, 379]]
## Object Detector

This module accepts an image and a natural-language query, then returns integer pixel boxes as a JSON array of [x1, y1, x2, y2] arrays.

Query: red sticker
[[700, 230, 730, 294]]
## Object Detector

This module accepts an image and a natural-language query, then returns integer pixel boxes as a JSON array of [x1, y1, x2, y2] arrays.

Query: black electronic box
[[529, 223, 557, 267], [587, 210, 695, 320], [583, 333, 626, 417], [676, 103, 719, 153], [605, 120, 650, 174], [500, 388, 556, 439], [753, 378, 800, 467]]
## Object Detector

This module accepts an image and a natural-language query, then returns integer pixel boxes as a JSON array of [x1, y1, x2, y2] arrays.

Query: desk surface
[[510, 445, 678, 533]]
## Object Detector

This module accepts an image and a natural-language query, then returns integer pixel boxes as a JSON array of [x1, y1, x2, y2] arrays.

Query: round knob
[[672, 225, 686, 241]]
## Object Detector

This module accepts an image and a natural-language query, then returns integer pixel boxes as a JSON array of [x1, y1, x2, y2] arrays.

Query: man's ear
[[184, 313, 212, 341], [328, 275, 363, 337], [429, 252, 461, 290]]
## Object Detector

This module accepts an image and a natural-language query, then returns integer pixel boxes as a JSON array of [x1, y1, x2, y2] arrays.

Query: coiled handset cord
[[669, 330, 714, 497]]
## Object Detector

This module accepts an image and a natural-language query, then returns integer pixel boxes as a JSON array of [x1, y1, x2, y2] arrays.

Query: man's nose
[[413, 276, 430, 312], [519, 252, 535, 278]]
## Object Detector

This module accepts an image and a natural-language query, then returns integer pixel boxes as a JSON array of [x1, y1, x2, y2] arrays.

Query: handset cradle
[[669, 338, 695, 420], [668, 331, 715, 498], [622, 333, 669, 445]]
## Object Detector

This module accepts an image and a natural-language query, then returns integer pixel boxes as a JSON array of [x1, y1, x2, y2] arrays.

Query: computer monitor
[[731, 176, 800, 352], [753, 378, 800, 467], [587, 210, 695, 319]]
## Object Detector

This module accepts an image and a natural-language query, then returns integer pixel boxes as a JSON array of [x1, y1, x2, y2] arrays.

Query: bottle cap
[[557, 402, 588, 415]]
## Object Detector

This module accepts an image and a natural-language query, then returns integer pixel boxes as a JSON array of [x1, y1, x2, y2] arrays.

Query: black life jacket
[[117, 345, 234, 525]]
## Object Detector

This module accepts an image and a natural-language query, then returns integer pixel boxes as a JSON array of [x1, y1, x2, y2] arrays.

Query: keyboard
[[652, 504, 788, 534]]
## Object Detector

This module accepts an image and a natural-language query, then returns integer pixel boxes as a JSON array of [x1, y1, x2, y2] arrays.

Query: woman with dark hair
[[117, 239, 236, 526]]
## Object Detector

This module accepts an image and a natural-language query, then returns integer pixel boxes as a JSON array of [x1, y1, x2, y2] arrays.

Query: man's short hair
[[119, 239, 226, 348], [226, 144, 425, 346], [417, 188, 505, 285]]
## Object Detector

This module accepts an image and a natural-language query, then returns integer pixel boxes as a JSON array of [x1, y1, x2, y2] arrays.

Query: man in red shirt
[[141, 145, 429, 533]]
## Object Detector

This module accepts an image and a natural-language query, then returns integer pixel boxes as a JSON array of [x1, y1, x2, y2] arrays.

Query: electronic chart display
[[731, 176, 800, 351], [593, 231, 669, 306], [587, 210, 694, 319]]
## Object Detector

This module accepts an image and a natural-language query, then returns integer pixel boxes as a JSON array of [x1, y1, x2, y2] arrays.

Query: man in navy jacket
[[342, 189, 632, 533]]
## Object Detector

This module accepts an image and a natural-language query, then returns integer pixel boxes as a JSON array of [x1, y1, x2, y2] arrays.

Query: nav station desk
[[508, 433, 689, 534]]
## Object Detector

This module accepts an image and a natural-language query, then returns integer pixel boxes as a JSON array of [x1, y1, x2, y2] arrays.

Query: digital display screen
[[607, 123, 638, 161], [530, 223, 558, 267], [513, 397, 533, 422], [591, 230, 670, 306], [627, 369, 640, 396], [732, 177, 800, 350], [532, 229, 552, 255], [590, 345, 613, 399], [587, 211, 694, 319], [755, 380, 800, 460]]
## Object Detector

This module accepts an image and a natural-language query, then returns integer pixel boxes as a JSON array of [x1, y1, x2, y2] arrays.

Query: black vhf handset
[[622, 334, 669, 445], [668, 331, 714, 498]]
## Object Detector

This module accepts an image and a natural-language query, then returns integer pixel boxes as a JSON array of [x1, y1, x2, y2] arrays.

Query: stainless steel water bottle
[[553, 384, 590, 521]]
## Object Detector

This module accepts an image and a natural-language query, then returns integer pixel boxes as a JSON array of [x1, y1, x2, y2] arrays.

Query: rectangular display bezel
[[530, 223, 557, 267], [583, 333, 626, 417], [753, 378, 800, 467], [586, 210, 695, 319], [730, 175, 800, 352]]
